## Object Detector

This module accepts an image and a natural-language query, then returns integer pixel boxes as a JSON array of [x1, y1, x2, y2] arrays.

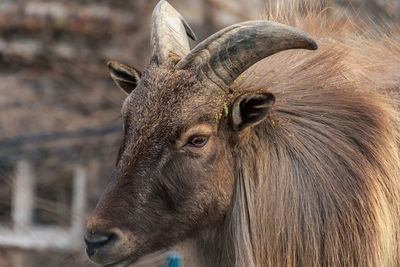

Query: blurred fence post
[[12, 160, 34, 232], [71, 165, 87, 236]]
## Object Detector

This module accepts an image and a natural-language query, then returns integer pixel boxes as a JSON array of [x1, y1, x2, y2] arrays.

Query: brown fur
[[86, 2, 400, 267]]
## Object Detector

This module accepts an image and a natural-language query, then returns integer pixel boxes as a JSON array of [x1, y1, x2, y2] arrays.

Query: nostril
[[85, 232, 113, 244], [84, 232, 118, 257]]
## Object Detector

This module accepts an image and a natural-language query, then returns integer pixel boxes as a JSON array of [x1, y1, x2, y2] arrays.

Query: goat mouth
[[101, 253, 142, 267], [101, 257, 132, 267]]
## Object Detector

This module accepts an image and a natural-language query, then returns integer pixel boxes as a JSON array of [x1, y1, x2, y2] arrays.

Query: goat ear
[[107, 61, 142, 95], [231, 92, 275, 131]]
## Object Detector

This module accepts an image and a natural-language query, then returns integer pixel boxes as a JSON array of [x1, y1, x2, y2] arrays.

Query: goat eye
[[187, 135, 209, 148]]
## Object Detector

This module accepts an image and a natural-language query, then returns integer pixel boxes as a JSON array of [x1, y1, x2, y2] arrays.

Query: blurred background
[[0, 0, 399, 266]]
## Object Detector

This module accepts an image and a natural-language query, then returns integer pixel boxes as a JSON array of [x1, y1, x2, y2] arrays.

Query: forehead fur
[[122, 61, 226, 144]]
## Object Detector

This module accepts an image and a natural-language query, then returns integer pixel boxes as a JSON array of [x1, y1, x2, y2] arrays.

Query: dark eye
[[187, 135, 209, 148]]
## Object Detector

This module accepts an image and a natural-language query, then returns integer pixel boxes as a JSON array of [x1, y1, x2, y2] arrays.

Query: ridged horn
[[150, 0, 196, 64], [176, 20, 317, 90]]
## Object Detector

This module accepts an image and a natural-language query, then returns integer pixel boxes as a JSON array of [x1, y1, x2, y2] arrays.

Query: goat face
[[85, 61, 238, 266]]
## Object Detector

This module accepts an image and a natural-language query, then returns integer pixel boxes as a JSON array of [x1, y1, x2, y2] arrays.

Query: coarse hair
[[210, 1, 400, 266]]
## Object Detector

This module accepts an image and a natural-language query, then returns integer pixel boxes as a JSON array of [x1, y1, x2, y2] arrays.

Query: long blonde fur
[[203, 1, 400, 266]]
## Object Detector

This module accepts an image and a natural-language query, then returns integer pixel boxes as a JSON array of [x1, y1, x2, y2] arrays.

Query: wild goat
[[84, 0, 400, 266]]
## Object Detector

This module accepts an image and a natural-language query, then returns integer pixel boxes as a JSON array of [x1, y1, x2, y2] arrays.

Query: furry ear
[[107, 61, 142, 95], [231, 92, 275, 131]]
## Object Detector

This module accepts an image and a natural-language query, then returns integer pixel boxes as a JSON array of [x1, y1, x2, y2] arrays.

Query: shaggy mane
[[198, 2, 400, 266]]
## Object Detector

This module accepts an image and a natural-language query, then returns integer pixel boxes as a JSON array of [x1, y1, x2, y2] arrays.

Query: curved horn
[[150, 0, 196, 64], [176, 20, 317, 90]]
